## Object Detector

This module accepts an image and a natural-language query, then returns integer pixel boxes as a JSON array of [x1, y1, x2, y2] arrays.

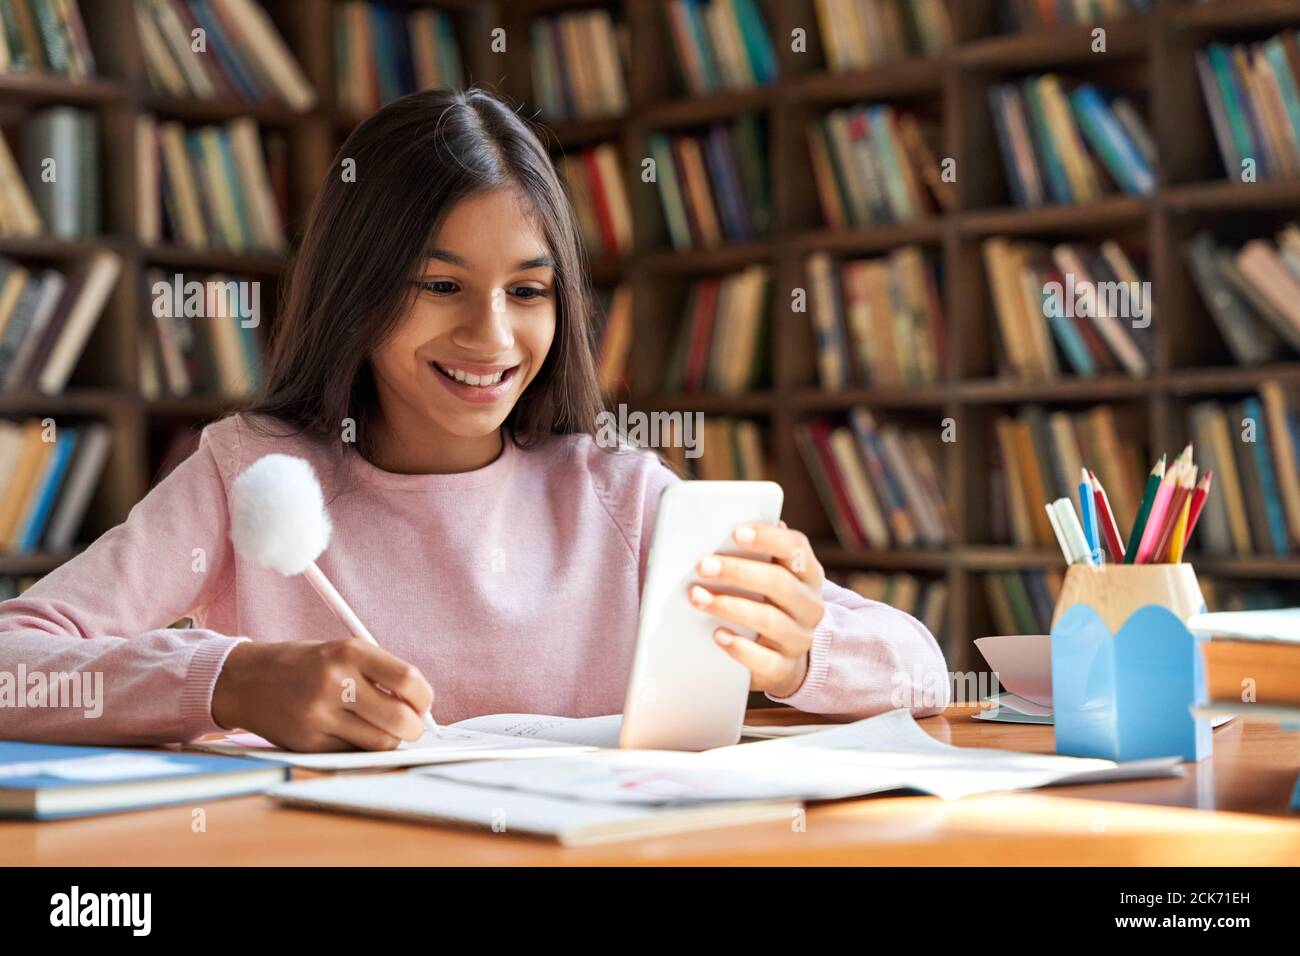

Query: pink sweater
[[0, 414, 950, 745]]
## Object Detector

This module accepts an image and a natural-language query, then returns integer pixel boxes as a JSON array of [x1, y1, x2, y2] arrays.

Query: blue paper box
[[1051, 603, 1212, 762]]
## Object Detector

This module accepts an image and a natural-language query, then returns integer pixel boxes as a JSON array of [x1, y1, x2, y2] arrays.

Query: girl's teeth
[[441, 364, 505, 386]]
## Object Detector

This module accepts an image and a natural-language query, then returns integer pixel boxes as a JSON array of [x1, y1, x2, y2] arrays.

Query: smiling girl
[[0, 89, 949, 750]]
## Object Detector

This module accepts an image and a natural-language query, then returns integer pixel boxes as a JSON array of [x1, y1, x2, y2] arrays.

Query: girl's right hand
[[210, 638, 435, 752]]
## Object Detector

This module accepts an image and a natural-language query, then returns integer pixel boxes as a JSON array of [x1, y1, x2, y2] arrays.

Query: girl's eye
[[510, 285, 548, 301], [418, 279, 459, 296]]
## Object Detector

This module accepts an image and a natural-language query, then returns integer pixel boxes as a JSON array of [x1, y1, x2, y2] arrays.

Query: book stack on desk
[[0, 742, 287, 820], [1191, 610, 1300, 719]]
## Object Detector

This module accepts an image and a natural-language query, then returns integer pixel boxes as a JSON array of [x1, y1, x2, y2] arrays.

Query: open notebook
[[189, 713, 814, 771], [189, 713, 627, 771]]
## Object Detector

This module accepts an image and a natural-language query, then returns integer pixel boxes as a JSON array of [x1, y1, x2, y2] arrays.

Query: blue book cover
[[17, 427, 78, 554], [1021, 79, 1072, 205], [682, 0, 719, 93], [1244, 396, 1290, 557], [702, 125, 748, 242], [189, 0, 260, 102], [731, 0, 777, 85], [370, 6, 402, 105], [0, 741, 288, 820], [849, 409, 910, 534], [216, 128, 251, 249], [388, 4, 417, 96], [1041, 276, 1097, 376], [1069, 85, 1155, 195]]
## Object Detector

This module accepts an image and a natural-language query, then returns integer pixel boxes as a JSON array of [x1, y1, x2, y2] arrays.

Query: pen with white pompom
[[228, 453, 439, 737]]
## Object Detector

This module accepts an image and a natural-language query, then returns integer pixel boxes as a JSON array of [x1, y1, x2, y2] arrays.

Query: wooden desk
[[4, 706, 1298, 865]]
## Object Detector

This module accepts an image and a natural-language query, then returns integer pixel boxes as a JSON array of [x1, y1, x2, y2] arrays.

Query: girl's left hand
[[688, 522, 826, 698]]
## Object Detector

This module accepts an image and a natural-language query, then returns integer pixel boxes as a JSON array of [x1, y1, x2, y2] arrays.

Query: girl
[[0, 89, 949, 750]]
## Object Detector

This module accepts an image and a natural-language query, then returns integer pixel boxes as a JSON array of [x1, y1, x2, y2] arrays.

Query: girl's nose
[[451, 292, 515, 353]]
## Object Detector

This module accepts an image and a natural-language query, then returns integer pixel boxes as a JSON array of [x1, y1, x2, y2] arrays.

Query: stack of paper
[[269, 709, 1185, 843]]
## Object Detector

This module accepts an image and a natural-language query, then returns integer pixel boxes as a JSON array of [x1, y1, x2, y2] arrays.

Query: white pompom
[[230, 454, 332, 575]]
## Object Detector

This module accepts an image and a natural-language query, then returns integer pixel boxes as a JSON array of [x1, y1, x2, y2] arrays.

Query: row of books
[[664, 0, 776, 96], [991, 405, 1143, 549], [806, 246, 946, 390], [592, 283, 632, 395], [1183, 226, 1300, 366], [998, 0, 1149, 32], [0, 250, 120, 395], [141, 269, 264, 399], [0, 417, 112, 555], [557, 143, 633, 260], [990, 76, 1155, 207], [649, 116, 770, 250], [840, 571, 948, 641], [334, 1, 463, 115], [797, 410, 953, 550], [982, 237, 1152, 380], [812, 0, 951, 73], [137, 115, 288, 252], [0, 106, 98, 239], [663, 265, 769, 395], [984, 570, 1063, 636], [531, 8, 626, 121], [1187, 383, 1300, 559], [660, 416, 768, 481], [135, 0, 315, 111], [0, 0, 95, 78], [807, 104, 954, 228], [1196, 33, 1300, 183]]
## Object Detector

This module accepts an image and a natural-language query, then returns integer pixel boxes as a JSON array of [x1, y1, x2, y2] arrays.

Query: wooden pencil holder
[[1049, 564, 1212, 763]]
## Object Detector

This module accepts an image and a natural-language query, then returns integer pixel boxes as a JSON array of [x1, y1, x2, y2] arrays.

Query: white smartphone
[[619, 480, 784, 751]]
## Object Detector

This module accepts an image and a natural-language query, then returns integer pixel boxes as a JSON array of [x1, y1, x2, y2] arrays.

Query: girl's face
[[370, 188, 557, 447]]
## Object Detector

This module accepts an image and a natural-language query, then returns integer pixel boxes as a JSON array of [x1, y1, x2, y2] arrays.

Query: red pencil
[[1089, 470, 1124, 562], [1182, 470, 1214, 553]]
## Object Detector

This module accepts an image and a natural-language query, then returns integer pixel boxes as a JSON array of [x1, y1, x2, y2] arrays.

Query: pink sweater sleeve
[[0, 424, 247, 745], [765, 582, 952, 720], [625, 452, 950, 721]]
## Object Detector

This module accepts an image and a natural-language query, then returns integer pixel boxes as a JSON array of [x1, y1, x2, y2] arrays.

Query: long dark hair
[[246, 87, 604, 458]]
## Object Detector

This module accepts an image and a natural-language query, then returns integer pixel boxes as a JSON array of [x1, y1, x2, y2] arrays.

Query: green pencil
[[1124, 454, 1166, 563]]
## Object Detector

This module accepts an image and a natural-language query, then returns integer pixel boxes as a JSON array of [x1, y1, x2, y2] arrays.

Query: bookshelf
[[9, 0, 1300, 672]]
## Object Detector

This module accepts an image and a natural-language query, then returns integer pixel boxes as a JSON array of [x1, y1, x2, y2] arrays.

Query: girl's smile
[[428, 360, 521, 403]]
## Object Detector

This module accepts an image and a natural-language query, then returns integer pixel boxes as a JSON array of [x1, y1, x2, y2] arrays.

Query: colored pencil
[[1135, 461, 1179, 563], [1090, 470, 1124, 562], [1153, 463, 1196, 563], [1078, 469, 1100, 565], [1124, 455, 1165, 563], [1181, 470, 1213, 554], [1168, 492, 1193, 564]]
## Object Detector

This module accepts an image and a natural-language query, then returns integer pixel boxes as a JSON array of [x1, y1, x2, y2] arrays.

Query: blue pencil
[[1079, 468, 1102, 565]]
